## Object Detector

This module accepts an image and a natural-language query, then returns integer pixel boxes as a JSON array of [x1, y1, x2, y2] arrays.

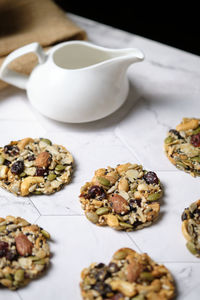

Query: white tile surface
[[0, 13, 200, 299]]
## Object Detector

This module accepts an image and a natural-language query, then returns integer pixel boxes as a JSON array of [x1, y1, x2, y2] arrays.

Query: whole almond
[[35, 151, 51, 168], [126, 259, 142, 282], [109, 194, 129, 214], [15, 233, 33, 256]]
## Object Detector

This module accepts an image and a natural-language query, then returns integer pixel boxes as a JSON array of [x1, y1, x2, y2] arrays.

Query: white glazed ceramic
[[0, 41, 144, 123]]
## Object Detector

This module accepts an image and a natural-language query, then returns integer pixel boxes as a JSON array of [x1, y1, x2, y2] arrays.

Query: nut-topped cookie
[[79, 163, 163, 231], [182, 200, 200, 257], [80, 248, 175, 299], [0, 137, 73, 196], [0, 216, 50, 290], [164, 118, 200, 176]]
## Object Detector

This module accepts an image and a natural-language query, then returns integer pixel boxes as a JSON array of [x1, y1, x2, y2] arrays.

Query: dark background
[[54, 1, 200, 56]]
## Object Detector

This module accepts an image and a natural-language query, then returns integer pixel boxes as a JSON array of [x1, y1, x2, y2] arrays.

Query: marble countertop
[[1, 13, 200, 300]]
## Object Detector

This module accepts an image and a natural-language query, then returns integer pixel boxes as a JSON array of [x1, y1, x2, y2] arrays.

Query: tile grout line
[[126, 232, 143, 253], [28, 197, 42, 218], [17, 291, 23, 300]]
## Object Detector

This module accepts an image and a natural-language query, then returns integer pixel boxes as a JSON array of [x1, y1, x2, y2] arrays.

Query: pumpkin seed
[[85, 211, 98, 224], [34, 258, 46, 265], [32, 190, 42, 195], [0, 155, 5, 165], [47, 173, 56, 181], [186, 241, 197, 255], [30, 256, 40, 261], [176, 161, 187, 169], [147, 191, 162, 201], [189, 202, 197, 213], [140, 272, 154, 281], [55, 164, 66, 171], [20, 172, 26, 177], [14, 270, 24, 282], [41, 138, 52, 145], [192, 127, 200, 135], [0, 225, 6, 232], [113, 249, 127, 260], [164, 136, 174, 144], [119, 222, 133, 229], [41, 229, 51, 239], [191, 156, 200, 163], [97, 176, 110, 186], [96, 207, 109, 215], [5, 274, 13, 281], [131, 295, 145, 300]]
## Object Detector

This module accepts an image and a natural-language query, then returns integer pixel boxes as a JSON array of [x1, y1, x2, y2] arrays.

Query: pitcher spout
[[112, 48, 145, 65]]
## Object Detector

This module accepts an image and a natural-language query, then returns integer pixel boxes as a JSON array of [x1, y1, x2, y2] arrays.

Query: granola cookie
[[0, 137, 73, 196], [0, 216, 50, 290], [164, 118, 200, 177], [181, 199, 200, 257], [80, 247, 175, 299], [79, 163, 163, 231]]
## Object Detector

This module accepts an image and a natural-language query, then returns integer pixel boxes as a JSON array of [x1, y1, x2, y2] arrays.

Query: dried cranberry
[[4, 145, 19, 156], [108, 262, 119, 273], [0, 241, 8, 258], [87, 185, 106, 199], [143, 171, 159, 185], [27, 154, 35, 161], [190, 133, 200, 147], [11, 160, 24, 175], [6, 251, 17, 261], [35, 167, 48, 177]]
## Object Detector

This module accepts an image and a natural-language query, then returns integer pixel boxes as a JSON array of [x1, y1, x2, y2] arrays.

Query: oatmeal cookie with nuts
[[80, 247, 175, 299], [181, 199, 200, 257], [164, 118, 200, 176], [0, 216, 50, 290], [79, 163, 163, 231], [0, 137, 73, 196]]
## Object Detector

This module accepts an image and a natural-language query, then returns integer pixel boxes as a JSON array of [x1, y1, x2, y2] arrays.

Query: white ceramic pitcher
[[0, 41, 144, 123]]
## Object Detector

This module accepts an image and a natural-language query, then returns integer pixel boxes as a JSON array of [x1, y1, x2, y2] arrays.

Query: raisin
[[169, 129, 182, 139], [129, 199, 138, 212], [27, 154, 35, 161], [93, 282, 112, 296], [111, 294, 124, 300], [181, 211, 188, 221], [133, 220, 142, 228], [11, 160, 24, 175], [0, 241, 8, 258], [3, 159, 11, 166], [143, 171, 159, 185], [4, 145, 19, 156], [108, 262, 119, 273], [6, 251, 17, 261], [95, 263, 105, 269], [87, 185, 106, 199], [35, 167, 48, 177], [190, 133, 200, 147], [94, 269, 109, 281]]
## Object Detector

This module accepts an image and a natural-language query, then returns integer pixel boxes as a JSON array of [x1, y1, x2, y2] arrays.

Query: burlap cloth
[[0, 0, 86, 90]]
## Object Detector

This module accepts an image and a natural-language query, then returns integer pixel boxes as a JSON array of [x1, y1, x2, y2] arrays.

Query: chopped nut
[[35, 151, 51, 168], [15, 234, 33, 256], [109, 194, 129, 214]]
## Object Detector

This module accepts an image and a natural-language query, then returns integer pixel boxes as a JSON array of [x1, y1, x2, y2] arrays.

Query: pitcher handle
[[0, 42, 46, 90]]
